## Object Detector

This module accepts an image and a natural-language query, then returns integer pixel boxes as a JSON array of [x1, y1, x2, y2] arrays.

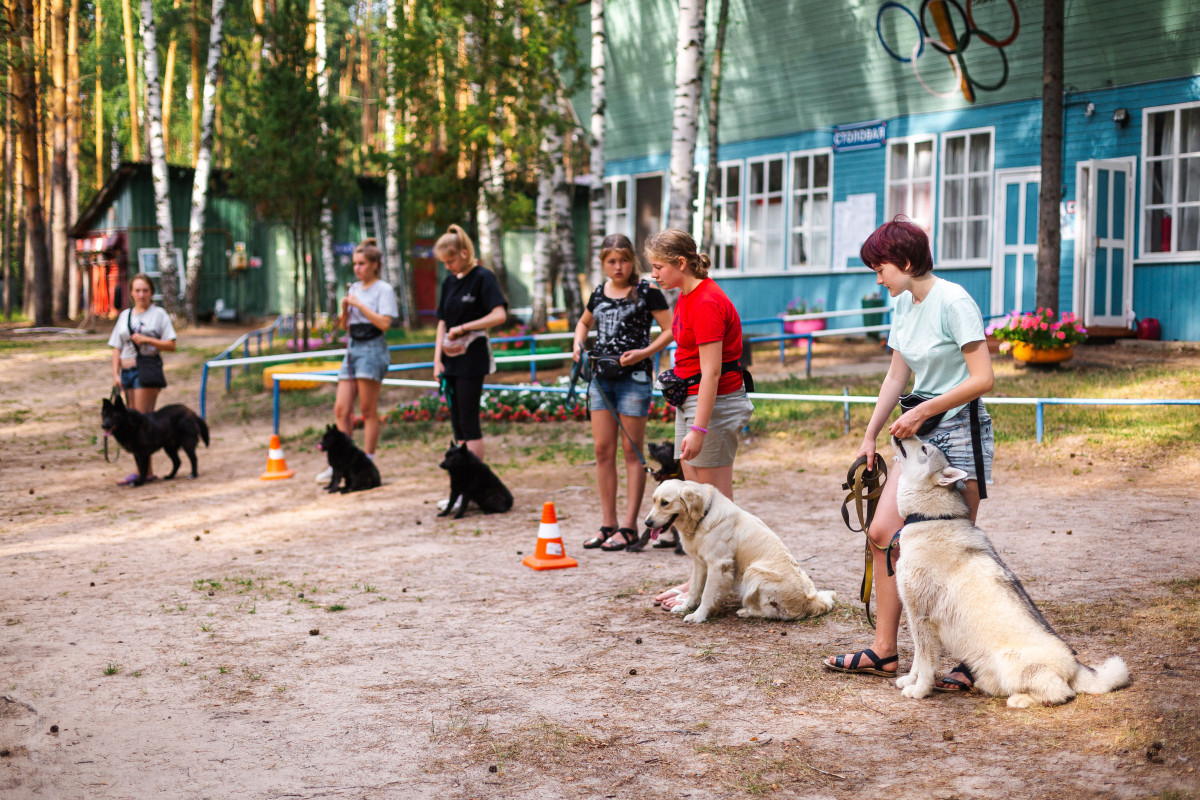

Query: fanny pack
[[656, 360, 754, 407], [588, 352, 629, 381], [898, 393, 944, 436], [349, 322, 384, 341]]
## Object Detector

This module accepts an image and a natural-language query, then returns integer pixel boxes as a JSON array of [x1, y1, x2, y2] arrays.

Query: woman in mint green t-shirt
[[825, 217, 995, 692]]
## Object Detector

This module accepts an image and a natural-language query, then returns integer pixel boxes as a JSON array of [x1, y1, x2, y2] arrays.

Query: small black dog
[[101, 396, 210, 486], [438, 442, 513, 519], [627, 441, 684, 554], [318, 424, 381, 493]]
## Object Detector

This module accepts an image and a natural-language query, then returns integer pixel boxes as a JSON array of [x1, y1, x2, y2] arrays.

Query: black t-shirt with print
[[586, 280, 670, 374], [437, 265, 508, 377]]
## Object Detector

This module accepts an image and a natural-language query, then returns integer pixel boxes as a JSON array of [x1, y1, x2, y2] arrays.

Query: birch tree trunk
[[1036, 0, 1064, 313], [531, 117, 556, 332], [12, 0, 53, 326], [666, 0, 705, 233], [701, 0, 729, 254], [183, 0, 224, 323], [67, 0, 80, 319], [315, 0, 337, 318], [142, 0, 179, 315], [190, 0, 200, 163], [553, 97, 582, 326], [476, 136, 507, 295], [50, 0, 68, 318], [587, 0, 605, 289], [384, 0, 411, 327], [121, 0, 141, 161]]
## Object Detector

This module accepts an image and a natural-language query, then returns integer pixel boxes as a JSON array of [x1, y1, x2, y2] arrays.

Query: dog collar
[[903, 512, 963, 525], [697, 495, 714, 524]]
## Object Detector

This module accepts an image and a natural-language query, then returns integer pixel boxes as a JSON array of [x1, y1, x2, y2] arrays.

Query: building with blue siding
[[586, 0, 1200, 341]]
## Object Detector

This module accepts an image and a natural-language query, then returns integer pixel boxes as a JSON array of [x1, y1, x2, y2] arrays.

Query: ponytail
[[354, 237, 383, 278], [434, 223, 476, 265], [644, 228, 709, 280]]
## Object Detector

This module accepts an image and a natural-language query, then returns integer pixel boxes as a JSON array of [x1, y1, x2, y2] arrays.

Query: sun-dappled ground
[[1, 327, 1198, 799]]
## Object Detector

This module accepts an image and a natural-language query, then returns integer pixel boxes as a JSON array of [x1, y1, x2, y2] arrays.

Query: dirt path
[[1, 332, 1197, 800]]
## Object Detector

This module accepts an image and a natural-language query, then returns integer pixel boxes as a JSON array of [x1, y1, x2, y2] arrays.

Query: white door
[[1075, 159, 1135, 327], [991, 169, 1040, 316]]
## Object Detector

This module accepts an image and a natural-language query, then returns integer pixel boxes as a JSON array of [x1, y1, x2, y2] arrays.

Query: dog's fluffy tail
[[1071, 656, 1130, 695], [197, 415, 210, 447]]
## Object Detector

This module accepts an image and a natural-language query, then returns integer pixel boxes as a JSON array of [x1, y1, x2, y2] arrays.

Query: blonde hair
[[644, 228, 710, 280], [599, 233, 642, 275], [354, 237, 383, 278], [433, 223, 476, 264]]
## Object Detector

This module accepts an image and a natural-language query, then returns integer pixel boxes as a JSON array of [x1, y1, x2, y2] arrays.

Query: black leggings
[[445, 374, 485, 441]]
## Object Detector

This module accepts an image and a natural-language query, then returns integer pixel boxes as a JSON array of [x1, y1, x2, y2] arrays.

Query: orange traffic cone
[[260, 434, 295, 480], [522, 501, 578, 571]]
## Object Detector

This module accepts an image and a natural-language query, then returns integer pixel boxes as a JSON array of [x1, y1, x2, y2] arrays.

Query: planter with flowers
[[986, 309, 1087, 365], [861, 291, 886, 340], [782, 297, 826, 352]]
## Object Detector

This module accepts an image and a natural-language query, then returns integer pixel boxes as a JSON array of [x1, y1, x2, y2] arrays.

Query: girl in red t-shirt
[[646, 229, 754, 610]]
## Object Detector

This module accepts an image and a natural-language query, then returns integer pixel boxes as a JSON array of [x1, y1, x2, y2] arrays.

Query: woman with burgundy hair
[[824, 216, 995, 693]]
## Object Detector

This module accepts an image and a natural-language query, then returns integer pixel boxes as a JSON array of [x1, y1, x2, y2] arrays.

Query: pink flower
[[999, 342, 1012, 353], [1055, 330, 1066, 339]]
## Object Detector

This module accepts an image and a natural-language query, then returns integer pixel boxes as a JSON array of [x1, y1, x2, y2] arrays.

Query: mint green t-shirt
[[889, 278, 986, 420]]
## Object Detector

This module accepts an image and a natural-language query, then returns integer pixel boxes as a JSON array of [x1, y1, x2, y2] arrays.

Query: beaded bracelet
[[689, 424, 708, 434]]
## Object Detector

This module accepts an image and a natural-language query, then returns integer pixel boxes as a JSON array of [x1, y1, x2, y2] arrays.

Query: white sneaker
[[436, 497, 464, 512], [315, 466, 333, 483]]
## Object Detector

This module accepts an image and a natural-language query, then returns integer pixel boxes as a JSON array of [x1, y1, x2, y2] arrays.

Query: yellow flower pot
[[1011, 342, 1074, 364], [263, 362, 342, 391]]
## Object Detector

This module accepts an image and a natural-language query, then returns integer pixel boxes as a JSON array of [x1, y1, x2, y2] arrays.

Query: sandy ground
[[1, 328, 1198, 800]]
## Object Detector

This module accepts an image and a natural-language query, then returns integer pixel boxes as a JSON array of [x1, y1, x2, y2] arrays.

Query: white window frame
[[885, 134, 938, 243], [937, 126, 994, 268], [743, 153, 787, 272], [1140, 100, 1200, 261], [603, 176, 633, 239], [137, 248, 187, 302], [709, 159, 744, 272], [787, 148, 834, 271]]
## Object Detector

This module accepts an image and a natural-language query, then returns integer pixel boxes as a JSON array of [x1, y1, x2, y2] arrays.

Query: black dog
[[318, 424, 381, 493], [101, 396, 209, 486], [438, 442, 513, 519], [627, 441, 685, 554]]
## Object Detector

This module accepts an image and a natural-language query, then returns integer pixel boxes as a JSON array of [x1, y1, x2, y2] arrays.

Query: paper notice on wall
[[832, 193, 877, 269]]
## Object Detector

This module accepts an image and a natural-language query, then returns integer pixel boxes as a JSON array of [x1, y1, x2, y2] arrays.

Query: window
[[604, 176, 632, 238], [711, 161, 742, 271], [1143, 102, 1200, 255], [886, 137, 936, 236], [938, 129, 993, 264], [137, 248, 186, 301], [789, 150, 832, 269], [745, 155, 786, 271]]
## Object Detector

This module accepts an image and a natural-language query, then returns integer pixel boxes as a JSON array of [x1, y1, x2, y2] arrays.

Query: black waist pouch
[[898, 393, 944, 436], [349, 322, 384, 341], [656, 360, 753, 407]]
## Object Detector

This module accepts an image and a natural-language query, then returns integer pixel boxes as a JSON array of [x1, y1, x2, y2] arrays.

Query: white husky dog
[[644, 480, 836, 623], [890, 436, 1130, 708]]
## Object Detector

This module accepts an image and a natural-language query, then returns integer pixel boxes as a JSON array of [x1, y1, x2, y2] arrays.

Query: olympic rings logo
[[876, 0, 1019, 103]]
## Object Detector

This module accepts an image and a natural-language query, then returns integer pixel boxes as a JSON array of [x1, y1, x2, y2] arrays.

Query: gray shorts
[[674, 390, 754, 469], [338, 337, 390, 382], [922, 401, 994, 485]]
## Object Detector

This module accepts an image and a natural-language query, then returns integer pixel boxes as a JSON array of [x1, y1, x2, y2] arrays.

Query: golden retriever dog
[[891, 435, 1130, 707], [643, 479, 836, 623]]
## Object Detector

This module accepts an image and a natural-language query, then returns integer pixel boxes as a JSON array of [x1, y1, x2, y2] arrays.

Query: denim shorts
[[922, 401, 994, 485], [338, 336, 390, 382], [588, 368, 653, 417], [119, 365, 162, 390], [674, 390, 754, 468]]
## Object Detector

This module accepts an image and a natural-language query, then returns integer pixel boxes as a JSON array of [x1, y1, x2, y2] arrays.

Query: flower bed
[[986, 309, 1087, 355]]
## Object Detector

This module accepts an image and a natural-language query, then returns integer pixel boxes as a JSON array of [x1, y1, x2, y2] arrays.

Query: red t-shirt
[[671, 278, 744, 395]]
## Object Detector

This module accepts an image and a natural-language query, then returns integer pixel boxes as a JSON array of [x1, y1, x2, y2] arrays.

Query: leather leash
[[104, 386, 122, 463], [840, 453, 887, 628]]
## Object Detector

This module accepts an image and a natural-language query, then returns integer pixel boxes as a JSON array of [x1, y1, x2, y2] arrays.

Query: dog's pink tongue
[[649, 527, 662, 540]]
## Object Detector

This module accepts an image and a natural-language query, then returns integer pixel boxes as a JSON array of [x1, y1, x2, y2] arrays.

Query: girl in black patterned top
[[572, 234, 674, 551]]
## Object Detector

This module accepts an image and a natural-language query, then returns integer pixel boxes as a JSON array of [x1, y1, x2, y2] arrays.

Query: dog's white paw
[[901, 683, 933, 700], [735, 608, 753, 618], [669, 596, 691, 614], [895, 672, 917, 689], [682, 609, 708, 623], [1007, 693, 1035, 709]]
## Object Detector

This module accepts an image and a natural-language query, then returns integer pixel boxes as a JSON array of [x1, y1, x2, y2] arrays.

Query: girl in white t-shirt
[[825, 217, 994, 693], [107, 273, 178, 484]]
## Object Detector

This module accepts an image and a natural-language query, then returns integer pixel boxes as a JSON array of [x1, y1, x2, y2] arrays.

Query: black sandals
[[600, 527, 639, 552], [583, 526, 617, 549]]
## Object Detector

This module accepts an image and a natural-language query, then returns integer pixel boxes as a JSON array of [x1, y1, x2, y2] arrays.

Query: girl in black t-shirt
[[433, 224, 508, 466], [572, 234, 674, 551]]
